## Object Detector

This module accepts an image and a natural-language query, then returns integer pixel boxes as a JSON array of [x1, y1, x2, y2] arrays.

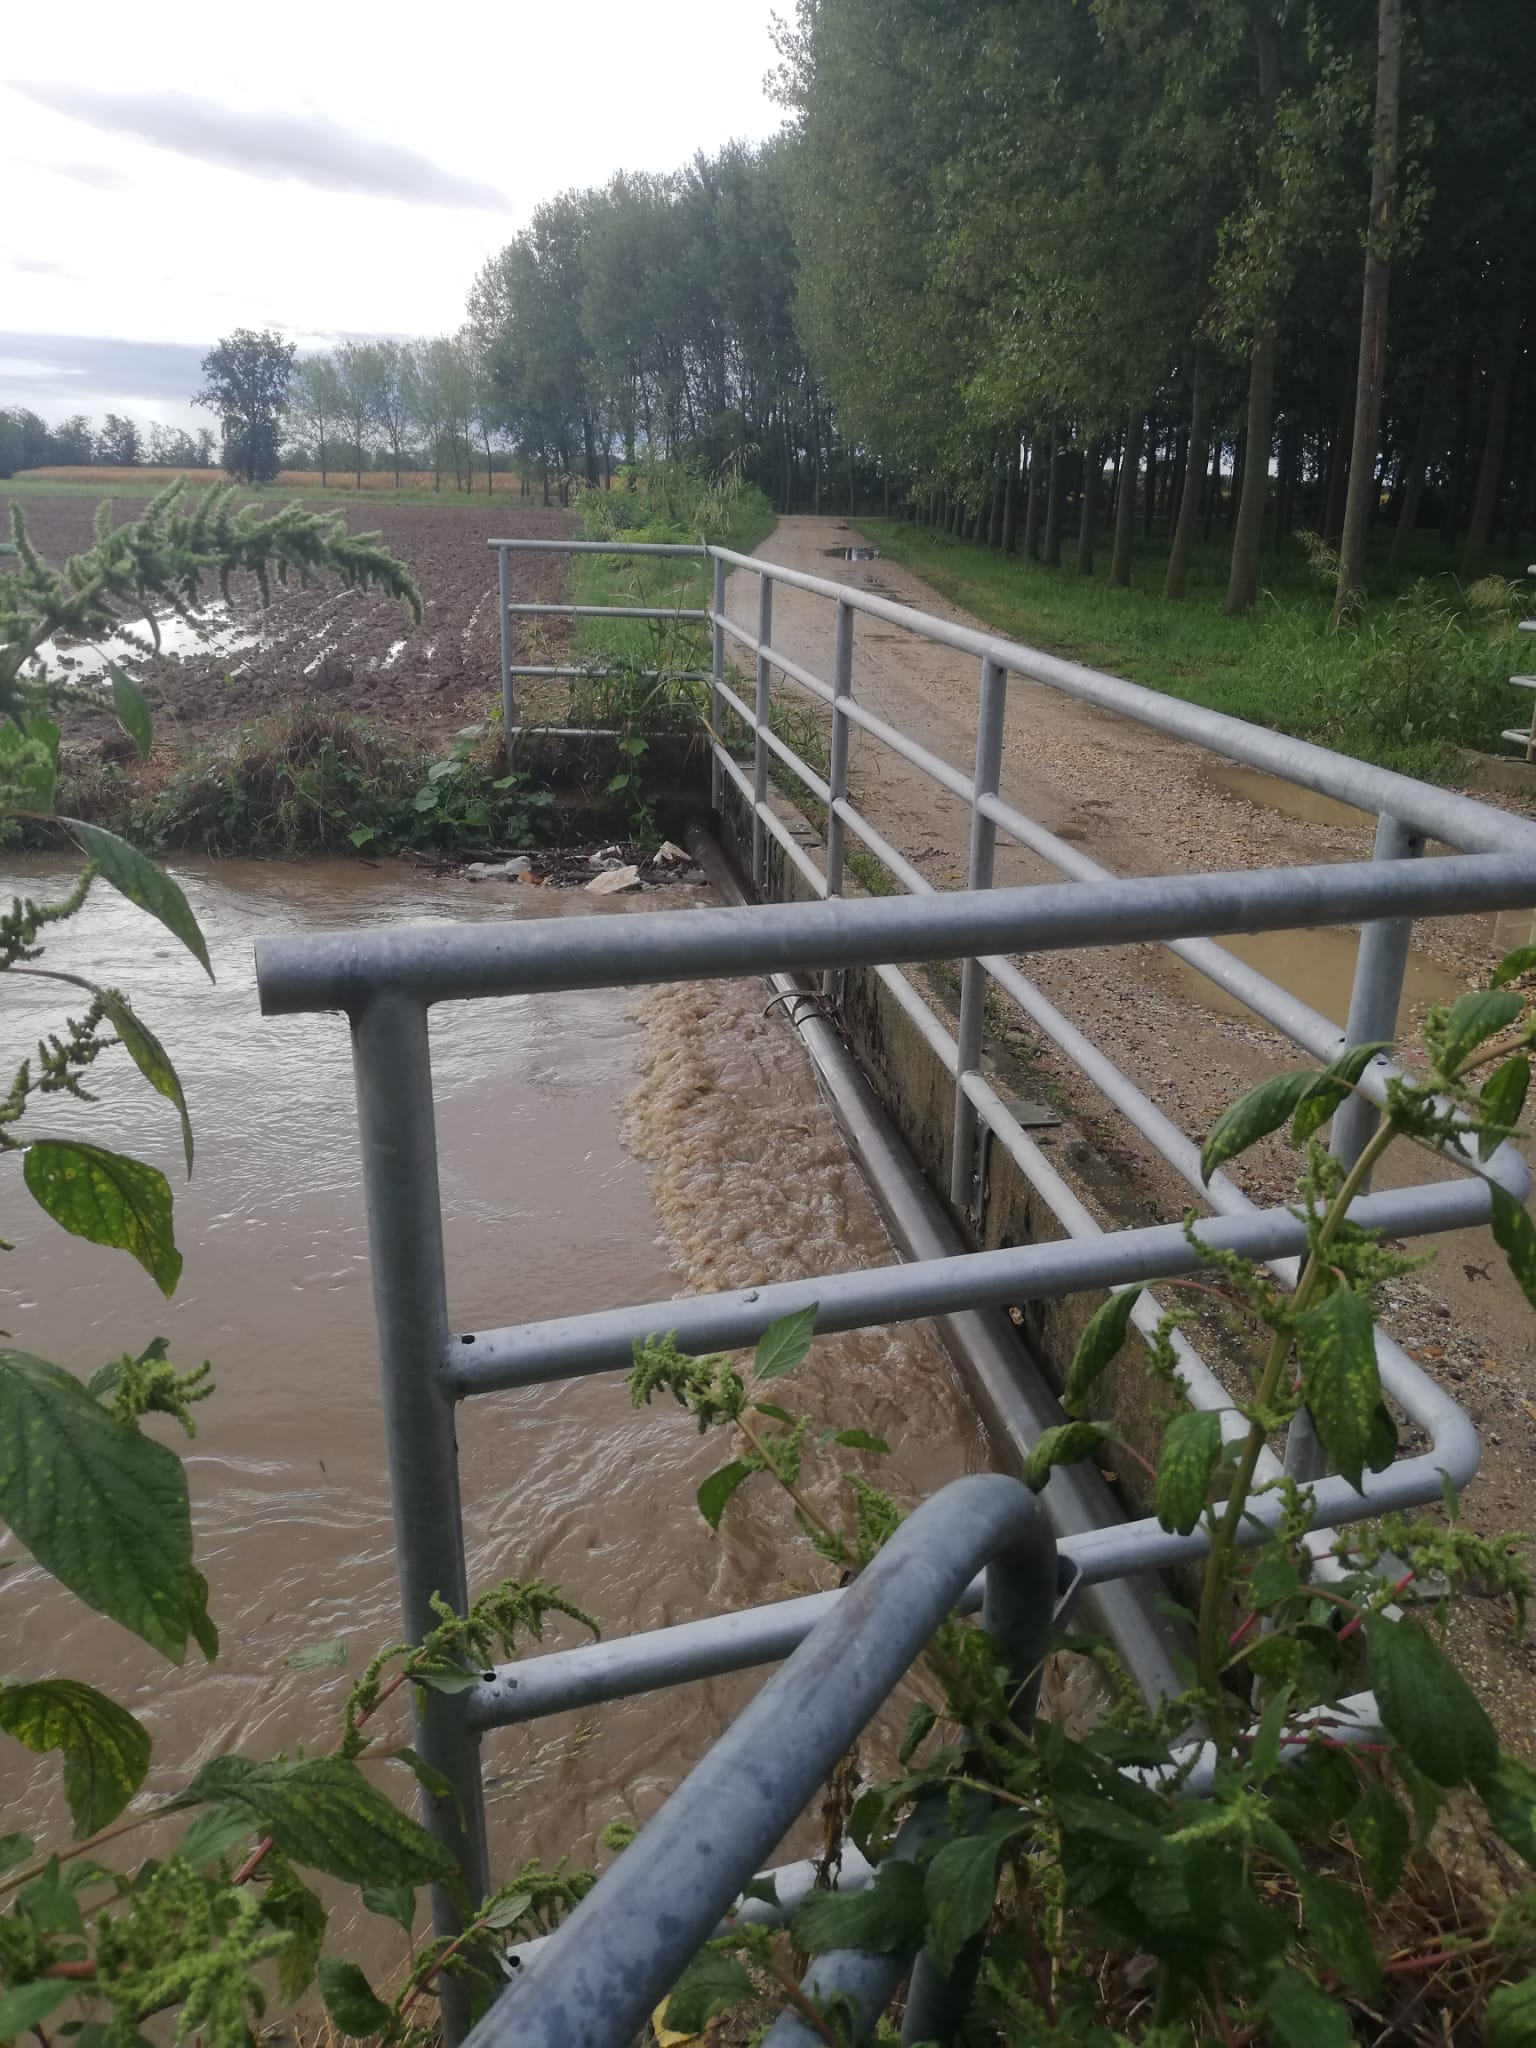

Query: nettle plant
[[0, 490, 610, 2047], [635, 970, 1536, 2046]]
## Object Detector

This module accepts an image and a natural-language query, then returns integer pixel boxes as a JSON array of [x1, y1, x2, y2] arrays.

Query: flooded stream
[[3, 857, 978, 1973]]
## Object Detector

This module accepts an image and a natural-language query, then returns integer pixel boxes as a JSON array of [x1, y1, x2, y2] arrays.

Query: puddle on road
[[28, 601, 259, 680], [1201, 759, 1373, 832], [1150, 923, 1465, 1029], [823, 546, 882, 562]]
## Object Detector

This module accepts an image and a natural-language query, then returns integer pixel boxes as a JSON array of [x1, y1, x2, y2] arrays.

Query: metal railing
[[252, 536, 1536, 2039]]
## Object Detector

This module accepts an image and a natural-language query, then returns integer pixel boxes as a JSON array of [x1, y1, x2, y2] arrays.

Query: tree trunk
[[1334, 0, 1403, 622], [1043, 424, 1066, 567], [1076, 437, 1104, 575], [1204, 438, 1221, 543], [1001, 432, 1023, 553], [1389, 370, 1436, 566], [1143, 419, 1159, 537], [1321, 360, 1356, 544], [1462, 250, 1528, 580], [1225, 324, 1279, 615], [1110, 409, 1144, 587], [1023, 435, 1046, 559], [987, 448, 1006, 548], [1166, 342, 1214, 599]]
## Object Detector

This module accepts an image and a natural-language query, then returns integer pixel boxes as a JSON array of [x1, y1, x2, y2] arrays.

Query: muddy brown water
[[2, 856, 978, 1976]]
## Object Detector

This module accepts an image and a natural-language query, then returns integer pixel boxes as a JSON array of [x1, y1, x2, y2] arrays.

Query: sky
[[1, 0, 788, 434]]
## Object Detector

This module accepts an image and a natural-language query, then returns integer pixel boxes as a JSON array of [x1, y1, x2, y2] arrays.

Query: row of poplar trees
[[468, 0, 1535, 617]]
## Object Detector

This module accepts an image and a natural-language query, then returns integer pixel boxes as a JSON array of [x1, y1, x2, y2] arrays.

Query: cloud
[[18, 83, 508, 211], [0, 333, 212, 410], [10, 257, 70, 277], [53, 161, 130, 191]]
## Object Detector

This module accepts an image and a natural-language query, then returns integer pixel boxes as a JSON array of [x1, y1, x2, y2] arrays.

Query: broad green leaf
[[480, 1888, 533, 1931], [184, 1755, 457, 1886], [1488, 1975, 1536, 2048], [1262, 1967, 1351, 2048], [1062, 1287, 1142, 1418], [1366, 1399, 1398, 1473], [753, 1402, 794, 1425], [18, 1860, 83, 1935], [285, 1637, 348, 1671], [317, 1958, 393, 2039], [1295, 1286, 1380, 1490], [0, 1980, 76, 2040], [0, 1834, 34, 1875], [61, 819, 212, 979], [1155, 1409, 1223, 1536], [1477, 1753, 1536, 1869], [1299, 1872, 1380, 1996], [753, 1304, 817, 1382], [1368, 1616, 1497, 1788], [0, 1680, 149, 1837], [261, 1855, 328, 2005], [663, 1952, 756, 2032], [390, 1746, 463, 1823], [361, 1883, 416, 1933], [1201, 1071, 1316, 1183], [1480, 1058, 1530, 1159], [1493, 947, 1536, 990], [176, 1802, 257, 1870], [923, 1811, 1028, 1976], [97, 990, 194, 1177], [899, 1702, 936, 1763], [1290, 1041, 1392, 1145], [1490, 1184, 1536, 1312], [1434, 989, 1523, 1074], [107, 665, 152, 760], [23, 1140, 181, 1297], [1022, 1419, 1111, 1493], [792, 1858, 927, 1957], [1249, 1550, 1303, 1609], [697, 1460, 754, 1531], [348, 825, 377, 848], [1249, 1685, 1294, 1782], [0, 1349, 196, 1661], [1349, 1780, 1409, 1899], [830, 1428, 890, 1453]]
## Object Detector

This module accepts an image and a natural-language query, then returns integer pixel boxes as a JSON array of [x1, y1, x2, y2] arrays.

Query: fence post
[[351, 995, 487, 2046], [821, 599, 855, 998], [949, 656, 1009, 1211], [497, 545, 514, 760], [710, 553, 726, 816], [753, 573, 774, 891]]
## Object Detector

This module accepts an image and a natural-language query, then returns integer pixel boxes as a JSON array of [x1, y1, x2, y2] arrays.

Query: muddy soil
[[725, 516, 1536, 1753], [9, 491, 573, 748]]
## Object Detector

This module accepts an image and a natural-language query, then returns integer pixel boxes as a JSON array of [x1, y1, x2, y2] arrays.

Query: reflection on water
[[1201, 759, 1374, 832], [2, 855, 978, 1977], [1150, 923, 1466, 1030]]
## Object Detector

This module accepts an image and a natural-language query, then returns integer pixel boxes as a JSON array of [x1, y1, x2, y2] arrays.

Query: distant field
[[13, 466, 518, 494]]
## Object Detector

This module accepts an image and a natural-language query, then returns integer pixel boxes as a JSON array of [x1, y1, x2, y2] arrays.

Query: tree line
[[0, 409, 215, 477]]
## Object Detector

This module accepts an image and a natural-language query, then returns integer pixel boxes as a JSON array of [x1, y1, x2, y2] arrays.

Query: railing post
[[753, 573, 774, 891], [351, 995, 487, 2046], [949, 656, 1009, 1211], [821, 599, 855, 998], [497, 544, 514, 759], [710, 552, 726, 816]]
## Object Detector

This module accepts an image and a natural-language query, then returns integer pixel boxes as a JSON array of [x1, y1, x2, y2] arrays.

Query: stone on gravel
[[584, 864, 641, 895]]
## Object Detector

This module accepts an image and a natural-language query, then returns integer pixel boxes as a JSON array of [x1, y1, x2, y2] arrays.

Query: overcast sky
[[2, 0, 787, 432]]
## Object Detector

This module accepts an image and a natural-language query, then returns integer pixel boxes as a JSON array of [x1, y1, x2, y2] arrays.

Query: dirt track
[[12, 491, 574, 747], [725, 516, 1536, 1746]]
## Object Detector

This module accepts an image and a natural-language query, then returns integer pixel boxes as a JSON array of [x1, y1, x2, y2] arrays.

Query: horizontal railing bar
[[760, 639, 836, 706], [488, 538, 706, 555], [446, 1173, 1493, 1398], [504, 603, 709, 621], [832, 799, 935, 896], [837, 695, 977, 804], [508, 665, 711, 680], [256, 853, 1536, 1015], [713, 747, 831, 899], [764, 723, 832, 804], [706, 546, 1536, 857]]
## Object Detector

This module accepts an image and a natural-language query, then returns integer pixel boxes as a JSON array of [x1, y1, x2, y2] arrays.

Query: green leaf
[[1022, 1419, 1111, 1492], [1262, 1966, 1351, 2048], [60, 820, 212, 979], [0, 1835, 34, 1875], [923, 1811, 1027, 1976], [23, 1140, 181, 1296], [1368, 1615, 1497, 1787], [1062, 1287, 1142, 1418], [1201, 1070, 1316, 1183], [697, 1460, 754, 1531], [830, 1428, 890, 1453], [0, 1980, 77, 2040], [261, 1854, 328, 2004], [480, 1888, 533, 1931], [1349, 1781, 1409, 1899], [285, 1638, 348, 1671], [0, 1349, 197, 1661], [184, 1755, 457, 1886], [1155, 1409, 1224, 1535], [1479, 1058, 1530, 1159], [317, 1958, 393, 2039], [361, 1883, 416, 1933], [1299, 1872, 1380, 1996], [1435, 990, 1523, 1074], [0, 1680, 150, 1837], [753, 1304, 817, 1381], [793, 1858, 927, 1957], [1488, 1975, 1536, 2048], [98, 990, 194, 1177], [389, 1746, 463, 1824], [753, 1402, 794, 1424], [663, 1952, 756, 2032], [1365, 1399, 1398, 1473], [18, 1860, 83, 1935], [108, 665, 152, 761], [1295, 1286, 1380, 1490], [1477, 1753, 1536, 1869], [348, 825, 377, 848], [0, 716, 59, 813], [899, 1702, 936, 1763], [1493, 948, 1536, 990], [1490, 1184, 1536, 1311], [1249, 1686, 1294, 1782], [1290, 1041, 1392, 1145], [176, 1802, 257, 1870]]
